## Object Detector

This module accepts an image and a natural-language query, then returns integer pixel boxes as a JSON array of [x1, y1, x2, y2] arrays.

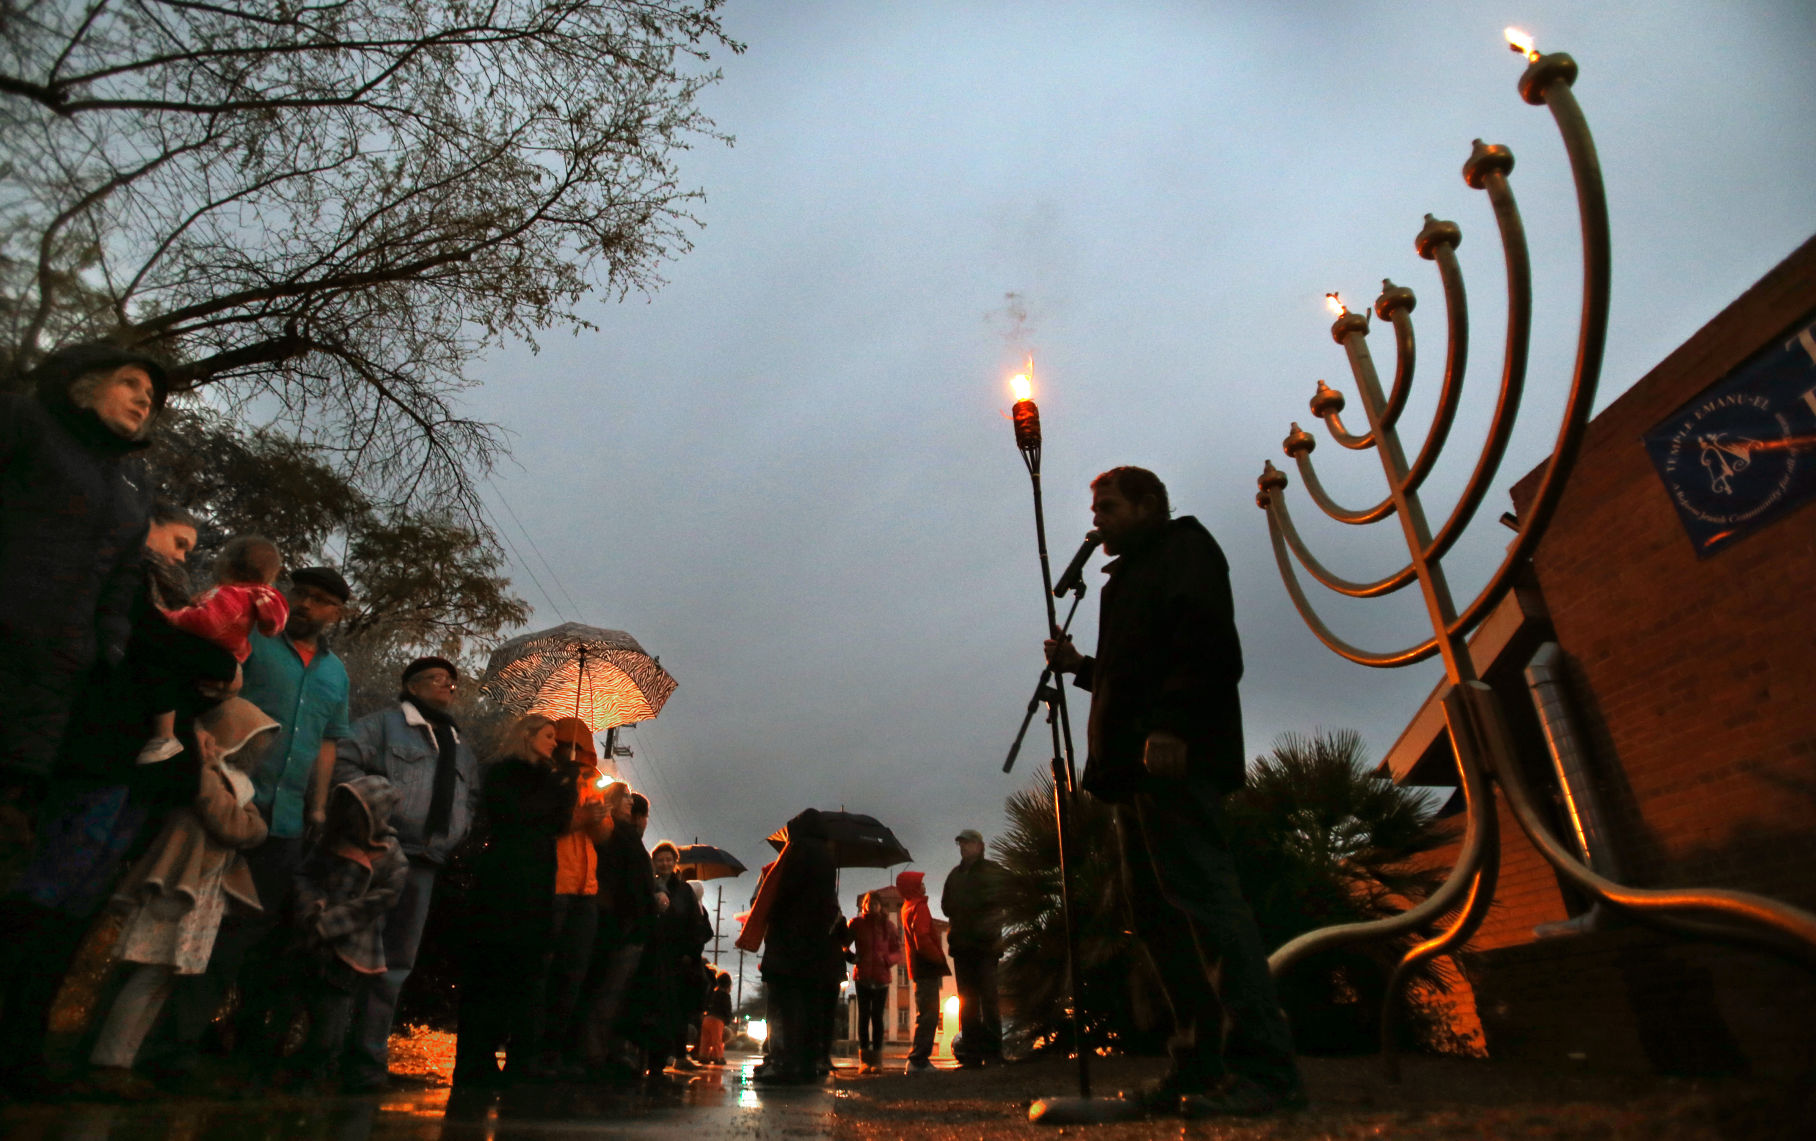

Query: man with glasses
[[333, 655, 477, 1091]]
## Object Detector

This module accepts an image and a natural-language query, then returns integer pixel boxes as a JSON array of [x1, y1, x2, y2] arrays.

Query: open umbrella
[[480, 622, 677, 733], [766, 811, 911, 869], [675, 844, 746, 882]]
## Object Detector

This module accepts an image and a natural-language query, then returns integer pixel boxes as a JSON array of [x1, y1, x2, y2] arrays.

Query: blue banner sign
[[1642, 311, 1816, 557]]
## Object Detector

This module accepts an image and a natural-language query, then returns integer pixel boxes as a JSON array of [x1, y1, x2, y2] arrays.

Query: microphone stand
[[1002, 585, 1083, 775], [1006, 394, 1138, 1125]]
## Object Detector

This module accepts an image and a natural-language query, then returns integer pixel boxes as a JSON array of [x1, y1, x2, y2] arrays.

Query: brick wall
[[1470, 234, 1816, 1075], [1509, 234, 1816, 906]]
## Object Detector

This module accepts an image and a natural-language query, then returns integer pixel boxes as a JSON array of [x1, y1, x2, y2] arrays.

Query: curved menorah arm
[[1421, 142, 1534, 566], [1376, 281, 1417, 430], [1402, 218, 1471, 493], [1258, 467, 1437, 667], [1285, 422, 1396, 525], [1311, 376, 1378, 450], [1270, 474, 1416, 598], [1475, 680, 1816, 967], [1450, 55, 1609, 640], [1380, 845, 1501, 1083], [1270, 682, 1495, 976]]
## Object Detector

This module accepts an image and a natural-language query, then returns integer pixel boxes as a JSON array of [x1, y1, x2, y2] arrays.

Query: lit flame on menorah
[[1256, 29, 1816, 1079]]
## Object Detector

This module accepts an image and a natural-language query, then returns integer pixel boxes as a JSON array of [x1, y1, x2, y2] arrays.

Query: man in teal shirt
[[245, 569, 354, 837], [147, 566, 353, 1088]]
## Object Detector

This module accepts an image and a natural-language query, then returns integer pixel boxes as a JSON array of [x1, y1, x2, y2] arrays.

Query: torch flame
[[1325, 292, 1347, 317], [1010, 365, 1032, 402], [1504, 27, 1539, 62]]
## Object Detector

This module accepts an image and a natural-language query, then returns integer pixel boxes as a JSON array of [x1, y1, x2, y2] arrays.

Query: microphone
[[1051, 530, 1102, 597]]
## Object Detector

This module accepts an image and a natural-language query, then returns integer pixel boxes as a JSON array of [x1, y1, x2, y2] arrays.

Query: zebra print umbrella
[[479, 622, 678, 732]]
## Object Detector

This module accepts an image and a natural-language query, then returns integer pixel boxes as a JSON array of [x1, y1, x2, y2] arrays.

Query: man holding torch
[[1044, 466, 1303, 1118]]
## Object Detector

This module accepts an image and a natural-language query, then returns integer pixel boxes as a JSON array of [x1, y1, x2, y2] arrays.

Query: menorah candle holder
[[1255, 43, 1816, 1079]]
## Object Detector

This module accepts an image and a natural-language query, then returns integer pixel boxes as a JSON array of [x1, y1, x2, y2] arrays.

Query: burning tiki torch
[[1003, 363, 1135, 1124]]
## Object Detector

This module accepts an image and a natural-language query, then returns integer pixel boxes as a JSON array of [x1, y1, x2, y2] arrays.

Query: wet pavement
[[4, 1050, 1806, 1140], [0, 1052, 836, 1140]]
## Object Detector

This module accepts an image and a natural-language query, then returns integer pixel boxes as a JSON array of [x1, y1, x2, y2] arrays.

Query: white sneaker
[[136, 737, 184, 765]]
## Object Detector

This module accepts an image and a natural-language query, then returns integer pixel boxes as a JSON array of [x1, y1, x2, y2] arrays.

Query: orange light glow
[[1325, 292, 1347, 317], [1504, 27, 1539, 62], [1010, 372, 1032, 402]]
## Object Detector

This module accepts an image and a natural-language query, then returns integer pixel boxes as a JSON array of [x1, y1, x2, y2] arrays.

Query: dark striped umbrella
[[479, 622, 677, 733], [675, 844, 747, 882]]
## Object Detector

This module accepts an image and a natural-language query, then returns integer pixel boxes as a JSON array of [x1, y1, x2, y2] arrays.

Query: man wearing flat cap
[[332, 654, 478, 1090], [941, 828, 1006, 1067]]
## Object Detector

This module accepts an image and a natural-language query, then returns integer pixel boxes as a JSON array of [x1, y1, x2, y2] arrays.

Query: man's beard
[[286, 613, 323, 640]]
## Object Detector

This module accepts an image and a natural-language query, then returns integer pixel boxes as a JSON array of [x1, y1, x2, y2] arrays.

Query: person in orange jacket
[[894, 870, 949, 1072]]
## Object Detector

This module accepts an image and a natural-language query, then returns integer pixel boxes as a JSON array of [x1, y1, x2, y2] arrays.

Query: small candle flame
[[1325, 292, 1347, 317], [1504, 27, 1539, 62]]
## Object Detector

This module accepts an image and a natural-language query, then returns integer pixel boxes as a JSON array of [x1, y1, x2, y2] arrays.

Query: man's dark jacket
[[1073, 515, 1245, 803], [940, 857, 1006, 956]]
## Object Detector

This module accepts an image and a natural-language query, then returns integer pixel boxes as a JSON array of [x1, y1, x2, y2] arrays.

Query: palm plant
[[996, 729, 1469, 1057]]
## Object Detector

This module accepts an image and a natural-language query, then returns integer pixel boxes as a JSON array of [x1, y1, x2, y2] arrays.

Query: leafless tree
[[1, 0, 739, 509]]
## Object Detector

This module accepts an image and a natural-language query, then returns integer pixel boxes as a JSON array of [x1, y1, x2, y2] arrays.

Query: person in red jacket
[[846, 891, 902, 1073], [894, 870, 948, 1073]]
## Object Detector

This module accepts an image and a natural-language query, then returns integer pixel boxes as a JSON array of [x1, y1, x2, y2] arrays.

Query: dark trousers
[[1115, 776, 1300, 1095], [539, 893, 598, 1060], [855, 982, 887, 1054], [951, 950, 1002, 1060], [761, 972, 813, 1076], [577, 939, 643, 1067], [453, 938, 543, 1082], [147, 836, 304, 1070], [908, 975, 941, 1062]]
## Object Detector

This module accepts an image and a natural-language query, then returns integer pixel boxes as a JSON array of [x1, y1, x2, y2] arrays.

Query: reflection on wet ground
[[1, 1052, 834, 1140]]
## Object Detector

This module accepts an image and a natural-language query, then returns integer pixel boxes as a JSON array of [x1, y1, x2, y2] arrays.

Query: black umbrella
[[675, 844, 746, 882], [766, 811, 911, 869]]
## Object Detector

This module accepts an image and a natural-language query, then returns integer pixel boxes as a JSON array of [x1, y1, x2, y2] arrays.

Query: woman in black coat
[[0, 343, 169, 803], [452, 715, 578, 1088]]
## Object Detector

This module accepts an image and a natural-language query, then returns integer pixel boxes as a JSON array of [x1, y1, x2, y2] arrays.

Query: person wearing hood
[[1045, 467, 1303, 1117], [281, 774, 409, 1090], [741, 808, 838, 1085], [1, 343, 167, 821], [145, 564, 353, 1090], [895, 869, 950, 1073], [332, 655, 478, 1091], [85, 698, 274, 1094]]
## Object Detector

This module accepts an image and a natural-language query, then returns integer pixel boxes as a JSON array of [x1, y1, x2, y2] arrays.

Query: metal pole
[[713, 885, 724, 965]]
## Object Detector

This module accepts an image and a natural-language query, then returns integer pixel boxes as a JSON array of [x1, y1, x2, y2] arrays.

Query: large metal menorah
[[1253, 44, 1816, 1078]]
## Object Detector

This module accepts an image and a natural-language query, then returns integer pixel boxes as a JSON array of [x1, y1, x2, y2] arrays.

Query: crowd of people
[[2, 341, 1307, 1120], [0, 343, 725, 1098]]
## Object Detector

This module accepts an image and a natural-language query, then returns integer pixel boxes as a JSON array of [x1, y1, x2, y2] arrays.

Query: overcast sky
[[457, 1, 1816, 962]]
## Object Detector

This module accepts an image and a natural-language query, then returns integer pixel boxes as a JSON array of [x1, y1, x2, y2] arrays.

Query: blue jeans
[[345, 861, 437, 1080]]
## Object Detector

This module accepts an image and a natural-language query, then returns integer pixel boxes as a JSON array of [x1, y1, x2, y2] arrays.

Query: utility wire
[[485, 474, 584, 621]]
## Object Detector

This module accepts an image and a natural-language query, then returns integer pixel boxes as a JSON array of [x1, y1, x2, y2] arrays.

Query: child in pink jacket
[[137, 535, 287, 764]]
